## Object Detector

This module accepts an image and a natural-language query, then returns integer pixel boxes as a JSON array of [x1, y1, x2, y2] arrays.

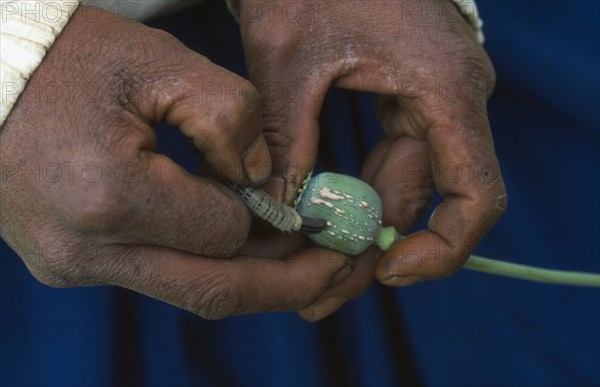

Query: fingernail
[[311, 297, 346, 322], [381, 275, 424, 287], [243, 136, 271, 184]]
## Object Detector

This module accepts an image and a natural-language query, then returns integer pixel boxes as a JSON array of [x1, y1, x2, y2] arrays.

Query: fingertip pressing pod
[[296, 172, 384, 255]]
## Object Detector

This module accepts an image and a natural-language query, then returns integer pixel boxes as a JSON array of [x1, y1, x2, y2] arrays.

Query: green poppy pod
[[296, 172, 383, 255]]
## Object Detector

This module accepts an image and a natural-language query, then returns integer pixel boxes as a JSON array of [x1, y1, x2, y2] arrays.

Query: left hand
[[0, 6, 352, 319], [234, 0, 507, 321]]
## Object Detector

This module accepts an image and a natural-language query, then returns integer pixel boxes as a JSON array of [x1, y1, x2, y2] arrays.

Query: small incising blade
[[227, 178, 326, 235], [298, 216, 327, 235]]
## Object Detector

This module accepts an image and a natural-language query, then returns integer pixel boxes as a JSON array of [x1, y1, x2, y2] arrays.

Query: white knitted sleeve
[[82, 0, 201, 22], [0, 0, 81, 126], [451, 0, 484, 43]]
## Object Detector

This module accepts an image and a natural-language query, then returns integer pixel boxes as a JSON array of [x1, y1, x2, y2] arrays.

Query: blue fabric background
[[1, 1, 598, 385]]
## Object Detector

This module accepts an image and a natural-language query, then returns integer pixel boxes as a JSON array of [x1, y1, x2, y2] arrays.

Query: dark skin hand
[[0, 6, 353, 319], [233, 0, 507, 320]]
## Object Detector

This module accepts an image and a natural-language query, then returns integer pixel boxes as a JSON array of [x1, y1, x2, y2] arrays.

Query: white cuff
[[452, 0, 484, 44], [82, 0, 199, 22], [1, 0, 81, 127]]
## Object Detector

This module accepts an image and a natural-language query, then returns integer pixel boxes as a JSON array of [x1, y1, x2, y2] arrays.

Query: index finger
[[375, 90, 507, 285]]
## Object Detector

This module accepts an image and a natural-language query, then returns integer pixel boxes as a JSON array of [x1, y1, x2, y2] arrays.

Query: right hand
[[234, 0, 504, 320], [0, 6, 351, 319]]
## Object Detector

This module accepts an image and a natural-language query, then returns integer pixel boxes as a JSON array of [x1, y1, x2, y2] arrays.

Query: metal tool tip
[[298, 216, 328, 234]]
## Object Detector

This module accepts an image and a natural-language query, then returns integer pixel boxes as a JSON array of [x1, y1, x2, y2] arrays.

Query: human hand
[[0, 6, 352, 319], [235, 0, 506, 320]]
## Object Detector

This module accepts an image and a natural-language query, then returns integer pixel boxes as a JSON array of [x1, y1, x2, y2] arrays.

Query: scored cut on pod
[[296, 172, 383, 255]]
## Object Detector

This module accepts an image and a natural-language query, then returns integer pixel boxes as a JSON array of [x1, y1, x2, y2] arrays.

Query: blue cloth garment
[[1, 1, 598, 385]]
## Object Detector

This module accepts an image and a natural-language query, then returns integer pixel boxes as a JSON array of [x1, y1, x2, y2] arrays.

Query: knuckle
[[246, 23, 299, 59], [32, 238, 92, 287], [473, 170, 508, 228], [129, 26, 185, 60], [477, 162, 506, 202], [184, 268, 242, 320], [9, 222, 98, 288], [202, 102, 259, 161], [219, 84, 259, 125], [196, 287, 237, 320], [441, 38, 486, 80], [440, 42, 496, 100], [241, 82, 260, 106], [262, 113, 292, 140], [110, 28, 190, 107], [37, 247, 74, 276], [213, 101, 246, 139], [459, 46, 497, 99], [29, 268, 72, 288], [61, 182, 132, 234], [260, 115, 295, 171], [112, 72, 140, 109], [460, 54, 487, 83], [463, 51, 496, 99], [205, 199, 251, 256], [146, 27, 180, 47]]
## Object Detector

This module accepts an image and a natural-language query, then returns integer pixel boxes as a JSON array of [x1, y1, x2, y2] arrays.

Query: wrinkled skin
[[0, 6, 353, 319], [234, 0, 507, 320]]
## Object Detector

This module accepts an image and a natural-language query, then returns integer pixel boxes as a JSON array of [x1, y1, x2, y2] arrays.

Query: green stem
[[464, 255, 600, 288], [375, 226, 403, 251], [374, 227, 600, 288]]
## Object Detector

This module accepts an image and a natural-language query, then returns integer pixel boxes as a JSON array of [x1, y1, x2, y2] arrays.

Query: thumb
[[244, 52, 331, 204]]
